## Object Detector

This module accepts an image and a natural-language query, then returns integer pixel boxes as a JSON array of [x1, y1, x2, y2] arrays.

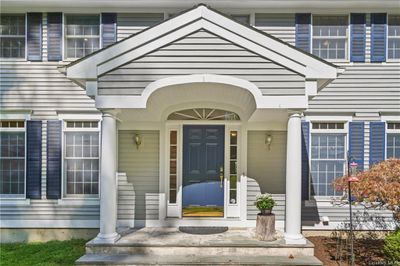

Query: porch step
[[76, 254, 323, 265]]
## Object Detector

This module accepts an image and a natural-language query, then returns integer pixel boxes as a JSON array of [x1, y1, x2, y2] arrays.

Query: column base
[[93, 232, 121, 244], [284, 233, 307, 245]]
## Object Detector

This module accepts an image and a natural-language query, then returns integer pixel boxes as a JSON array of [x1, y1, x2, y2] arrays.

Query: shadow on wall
[[0, 228, 98, 243]]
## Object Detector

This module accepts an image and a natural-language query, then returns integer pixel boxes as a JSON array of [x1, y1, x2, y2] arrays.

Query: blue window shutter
[[27, 13, 42, 61], [46, 120, 62, 199], [349, 122, 365, 171], [301, 121, 310, 200], [350, 14, 366, 62], [369, 122, 386, 166], [47, 13, 63, 61], [371, 13, 387, 62], [295, 14, 311, 53], [26, 121, 42, 199], [101, 13, 117, 48]]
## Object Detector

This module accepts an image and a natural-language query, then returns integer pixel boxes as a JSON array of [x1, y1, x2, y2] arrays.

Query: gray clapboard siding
[[118, 130, 160, 220], [117, 13, 164, 41], [254, 13, 295, 45], [247, 131, 286, 194], [117, 173, 135, 221], [246, 178, 285, 221], [307, 63, 400, 113], [0, 200, 99, 221], [0, 61, 96, 117], [98, 30, 305, 96], [42, 13, 48, 61]]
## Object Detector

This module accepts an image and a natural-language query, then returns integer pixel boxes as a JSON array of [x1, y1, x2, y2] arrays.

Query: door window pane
[[229, 131, 238, 204], [169, 131, 177, 204]]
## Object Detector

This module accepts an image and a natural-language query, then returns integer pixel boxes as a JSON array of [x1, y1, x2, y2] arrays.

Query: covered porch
[[63, 4, 340, 247]]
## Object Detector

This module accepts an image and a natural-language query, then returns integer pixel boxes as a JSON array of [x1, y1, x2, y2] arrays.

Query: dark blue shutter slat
[[369, 122, 386, 166], [47, 13, 63, 61], [295, 14, 311, 53], [350, 14, 366, 62], [26, 121, 42, 199], [27, 13, 42, 61], [301, 121, 310, 200], [349, 122, 365, 171], [47, 120, 62, 199], [101, 13, 117, 48], [371, 13, 387, 62]]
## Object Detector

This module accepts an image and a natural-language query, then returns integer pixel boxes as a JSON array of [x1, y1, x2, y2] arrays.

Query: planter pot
[[260, 209, 272, 215], [255, 212, 276, 241]]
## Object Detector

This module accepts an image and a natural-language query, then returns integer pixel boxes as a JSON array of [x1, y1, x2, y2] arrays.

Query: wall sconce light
[[265, 134, 273, 150], [134, 133, 142, 149]]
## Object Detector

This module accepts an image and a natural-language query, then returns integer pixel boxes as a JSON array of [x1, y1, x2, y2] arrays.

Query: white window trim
[[309, 121, 349, 199], [0, 120, 27, 199], [63, 13, 101, 61], [61, 118, 101, 199], [0, 13, 27, 60], [311, 14, 350, 63]]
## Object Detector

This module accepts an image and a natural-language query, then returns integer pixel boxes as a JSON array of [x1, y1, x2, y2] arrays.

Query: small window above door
[[168, 108, 240, 121]]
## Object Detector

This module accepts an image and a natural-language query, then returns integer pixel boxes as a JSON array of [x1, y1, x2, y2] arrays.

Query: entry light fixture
[[134, 133, 142, 149], [265, 134, 273, 150]]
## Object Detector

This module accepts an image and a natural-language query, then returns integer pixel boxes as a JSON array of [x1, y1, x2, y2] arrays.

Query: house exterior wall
[[117, 130, 160, 221], [0, 2, 399, 232]]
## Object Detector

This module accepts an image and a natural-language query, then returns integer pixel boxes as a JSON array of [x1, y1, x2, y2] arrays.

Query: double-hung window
[[310, 122, 346, 197], [64, 121, 100, 197], [0, 121, 25, 197], [387, 122, 400, 159], [388, 15, 400, 60], [0, 14, 26, 58], [65, 15, 100, 59], [312, 15, 348, 60]]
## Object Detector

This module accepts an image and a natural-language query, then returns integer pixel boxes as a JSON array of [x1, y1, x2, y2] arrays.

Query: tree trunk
[[256, 213, 276, 241]]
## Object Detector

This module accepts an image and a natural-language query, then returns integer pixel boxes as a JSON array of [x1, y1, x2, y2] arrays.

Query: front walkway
[[77, 227, 322, 265]]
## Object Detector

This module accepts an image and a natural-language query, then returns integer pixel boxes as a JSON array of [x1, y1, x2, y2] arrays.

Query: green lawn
[[0, 239, 86, 266]]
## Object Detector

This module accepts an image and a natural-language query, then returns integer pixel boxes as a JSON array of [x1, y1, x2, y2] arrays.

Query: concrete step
[[76, 254, 323, 265], [86, 244, 314, 257]]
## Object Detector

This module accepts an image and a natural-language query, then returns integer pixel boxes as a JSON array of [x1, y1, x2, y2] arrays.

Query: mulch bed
[[308, 235, 386, 266]]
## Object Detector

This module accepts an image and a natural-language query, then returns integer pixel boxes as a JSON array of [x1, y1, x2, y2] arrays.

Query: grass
[[0, 239, 87, 266], [183, 206, 224, 217]]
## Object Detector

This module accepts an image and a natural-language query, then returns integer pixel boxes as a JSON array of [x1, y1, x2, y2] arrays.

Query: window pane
[[0, 15, 25, 58], [387, 134, 400, 159], [310, 133, 345, 196], [65, 131, 99, 195], [0, 131, 25, 195], [65, 15, 100, 58]]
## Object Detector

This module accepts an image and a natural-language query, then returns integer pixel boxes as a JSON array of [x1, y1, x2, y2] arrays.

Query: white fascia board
[[95, 95, 307, 109], [66, 7, 203, 79]]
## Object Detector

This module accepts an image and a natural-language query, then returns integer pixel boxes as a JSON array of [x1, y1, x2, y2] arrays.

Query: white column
[[284, 112, 306, 245], [93, 111, 120, 244]]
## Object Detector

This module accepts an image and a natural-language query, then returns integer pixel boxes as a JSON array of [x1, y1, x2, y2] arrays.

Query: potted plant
[[255, 193, 275, 215], [254, 193, 276, 241]]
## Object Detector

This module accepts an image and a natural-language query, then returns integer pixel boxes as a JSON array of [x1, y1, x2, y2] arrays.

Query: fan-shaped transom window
[[168, 108, 240, 121]]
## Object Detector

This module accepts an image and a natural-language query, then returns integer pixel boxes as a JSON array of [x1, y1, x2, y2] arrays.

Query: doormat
[[178, 226, 228, 235]]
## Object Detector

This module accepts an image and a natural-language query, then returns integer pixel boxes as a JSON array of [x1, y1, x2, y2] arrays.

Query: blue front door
[[182, 125, 225, 217]]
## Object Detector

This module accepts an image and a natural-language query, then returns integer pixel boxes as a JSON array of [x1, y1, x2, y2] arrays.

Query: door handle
[[219, 166, 224, 188]]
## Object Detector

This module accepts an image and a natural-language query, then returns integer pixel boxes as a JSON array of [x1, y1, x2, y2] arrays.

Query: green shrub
[[254, 193, 275, 212], [383, 230, 400, 263]]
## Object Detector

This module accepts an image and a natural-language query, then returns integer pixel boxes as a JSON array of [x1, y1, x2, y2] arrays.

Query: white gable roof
[[65, 4, 340, 83]]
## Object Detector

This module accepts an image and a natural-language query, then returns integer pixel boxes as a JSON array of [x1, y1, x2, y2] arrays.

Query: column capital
[[100, 109, 121, 119], [287, 111, 304, 118]]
